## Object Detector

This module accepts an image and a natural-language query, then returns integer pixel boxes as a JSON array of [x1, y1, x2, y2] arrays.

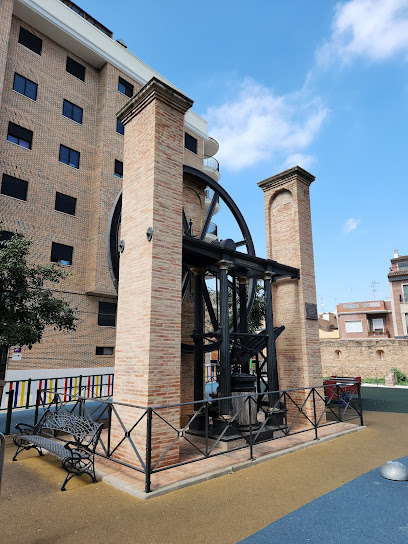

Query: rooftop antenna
[[370, 280, 379, 300]]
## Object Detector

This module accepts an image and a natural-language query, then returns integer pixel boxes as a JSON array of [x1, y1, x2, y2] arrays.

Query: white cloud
[[318, 0, 408, 65], [344, 217, 361, 234], [282, 153, 316, 171], [205, 78, 328, 172]]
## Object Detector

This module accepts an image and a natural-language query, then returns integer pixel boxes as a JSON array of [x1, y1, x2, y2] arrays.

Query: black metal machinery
[[107, 166, 299, 432]]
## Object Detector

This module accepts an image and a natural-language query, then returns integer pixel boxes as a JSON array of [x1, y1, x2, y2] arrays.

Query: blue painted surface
[[239, 456, 408, 544]]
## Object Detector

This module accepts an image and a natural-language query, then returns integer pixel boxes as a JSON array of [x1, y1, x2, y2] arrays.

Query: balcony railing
[[203, 156, 219, 172]]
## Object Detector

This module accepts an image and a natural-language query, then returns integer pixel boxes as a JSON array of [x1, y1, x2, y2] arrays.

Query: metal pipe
[[5, 390, 13, 435], [264, 273, 278, 407], [145, 407, 152, 493], [239, 277, 249, 374], [218, 261, 231, 415], [193, 269, 204, 404]]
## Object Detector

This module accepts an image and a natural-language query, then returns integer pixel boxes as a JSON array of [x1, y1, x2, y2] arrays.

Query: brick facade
[[321, 339, 408, 379], [258, 167, 323, 393]]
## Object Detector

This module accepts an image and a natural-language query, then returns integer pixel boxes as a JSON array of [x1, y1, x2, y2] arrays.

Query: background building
[[0, 0, 219, 380]]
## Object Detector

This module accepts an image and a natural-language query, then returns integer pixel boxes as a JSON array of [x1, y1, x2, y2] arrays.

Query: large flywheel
[[107, 166, 257, 328]]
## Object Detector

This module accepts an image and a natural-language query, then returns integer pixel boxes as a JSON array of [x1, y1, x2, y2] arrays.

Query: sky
[[79, 0, 408, 312]]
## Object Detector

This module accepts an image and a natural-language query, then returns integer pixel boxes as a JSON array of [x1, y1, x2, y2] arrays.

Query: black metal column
[[264, 273, 278, 407], [238, 278, 249, 374], [218, 261, 231, 415], [193, 269, 204, 403]]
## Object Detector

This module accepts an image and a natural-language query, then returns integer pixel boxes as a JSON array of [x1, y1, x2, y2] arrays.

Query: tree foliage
[[0, 234, 77, 349]]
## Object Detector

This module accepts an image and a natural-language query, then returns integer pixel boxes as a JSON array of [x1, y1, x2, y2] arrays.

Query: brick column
[[258, 167, 323, 423], [0, 0, 14, 105], [111, 78, 193, 468]]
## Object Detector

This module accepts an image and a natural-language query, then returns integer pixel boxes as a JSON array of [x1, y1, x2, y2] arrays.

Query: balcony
[[203, 156, 220, 182], [204, 222, 218, 244], [203, 137, 219, 158]]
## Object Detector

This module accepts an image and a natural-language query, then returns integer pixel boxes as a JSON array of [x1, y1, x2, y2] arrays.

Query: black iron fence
[[31, 381, 363, 493]]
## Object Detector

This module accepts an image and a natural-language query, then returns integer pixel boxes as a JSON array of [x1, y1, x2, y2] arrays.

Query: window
[[96, 346, 114, 355], [66, 56, 85, 81], [55, 192, 77, 216], [118, 77, 133, 97], [403, 285, 408, 303], [116, 119, 124, 135], [18, 27, 42, 55], [344, 320, 363, 333], [334, 349, 342, 360], [63, 100, 83, 124], [13, 73, 37, 101], [98, 302, 117, 326], [51, 242, 73, 265], [398, 262, 408, 270], [0, 231, 15, 243], [376, 349, 385, 360], [114, 160, 123, 178], [7, 122, 33, 149], [59, 145, 80, 169], [405, 314, 408, 335], [185, 133, 197, 154], [1, 174, 28, 201], [371, 318, 384, 333]]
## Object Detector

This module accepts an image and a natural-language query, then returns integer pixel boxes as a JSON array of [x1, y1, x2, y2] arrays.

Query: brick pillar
[[0, 0, 14, 105], [111, 78, 193, 468], [258, 167, 323, 424]]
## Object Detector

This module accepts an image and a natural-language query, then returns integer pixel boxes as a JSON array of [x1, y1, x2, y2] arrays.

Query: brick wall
[[0, 15, 140, 373], [321, 339, 408, 378]]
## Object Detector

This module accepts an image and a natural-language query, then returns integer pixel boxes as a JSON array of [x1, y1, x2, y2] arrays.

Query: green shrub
[[391, 368, 408, 383]]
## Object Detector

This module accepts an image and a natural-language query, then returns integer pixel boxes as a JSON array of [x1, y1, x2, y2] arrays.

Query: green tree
[[0, 234, 77, 380]]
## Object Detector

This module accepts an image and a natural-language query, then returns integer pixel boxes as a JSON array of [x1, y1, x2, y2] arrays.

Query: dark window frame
[[51, 242, 73, 265], [18, 27, 42, 55], [118, 77, 134, 97], [13, 73, 38, 101], [55, 192, 77, 216], [116, 118, 124, 135], [1, 174, 28, 201], [98, 302, 117, 327], [114, 159, 123, 178], [63, 99, 83, 124], [66, 56, 86, 82], [95, 346, 114, 355], [59, 144, 80, 169], [185, 132, 197, 154], [7, 122, 33, 150], [0, 231, 16, 243]]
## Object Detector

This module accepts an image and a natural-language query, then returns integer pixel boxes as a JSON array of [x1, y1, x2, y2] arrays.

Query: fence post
[[204, 402, 209, 457], [312, 388, 319, 440], [145, 407, 152, 494], [25, 379, 32, 409], [34, 389, 41, 426], [337, 384, 342, 422], [5, 390, 14, 435], [0, 432, 5, 495], [357, 381, 364, 426], [248, 395, 254, 460], [107, 402, 112, 457]]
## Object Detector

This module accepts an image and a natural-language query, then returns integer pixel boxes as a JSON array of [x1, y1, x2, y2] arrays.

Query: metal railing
[[1, 373, 114, 435], [34, 381, 363, 493]]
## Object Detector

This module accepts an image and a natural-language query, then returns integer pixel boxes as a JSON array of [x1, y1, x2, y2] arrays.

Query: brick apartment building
[[321, 250, 408, 378], [0, 0, 220, 380]]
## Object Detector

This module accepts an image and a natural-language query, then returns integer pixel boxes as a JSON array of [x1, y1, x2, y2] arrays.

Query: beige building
[[0, 0, 219, 381]]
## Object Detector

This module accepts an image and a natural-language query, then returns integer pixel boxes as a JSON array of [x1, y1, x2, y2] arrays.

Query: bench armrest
[[15, 423, 37, 435], [64, 441, 93, 459]]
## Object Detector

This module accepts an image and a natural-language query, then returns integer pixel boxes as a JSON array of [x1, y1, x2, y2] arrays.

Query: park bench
[[12, 406, 103, 491]]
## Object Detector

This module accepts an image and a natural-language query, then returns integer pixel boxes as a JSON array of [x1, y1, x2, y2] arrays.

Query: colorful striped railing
[[0, 373, 114, 411]]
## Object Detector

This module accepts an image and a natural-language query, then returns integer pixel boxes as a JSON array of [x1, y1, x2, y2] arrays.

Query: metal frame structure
[[34, 381, 364, 493], [107, 166, 300, 420]]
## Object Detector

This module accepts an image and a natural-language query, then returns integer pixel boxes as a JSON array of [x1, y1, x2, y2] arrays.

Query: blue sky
[[80, 0, 408, 311]]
